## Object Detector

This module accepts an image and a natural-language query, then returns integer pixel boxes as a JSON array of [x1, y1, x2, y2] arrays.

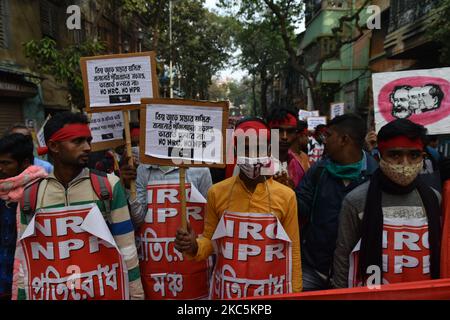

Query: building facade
[[0, 0, 145, 134]]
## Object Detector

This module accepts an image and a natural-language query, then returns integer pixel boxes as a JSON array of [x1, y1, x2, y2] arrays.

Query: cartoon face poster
[[373, 68, 450, 134]]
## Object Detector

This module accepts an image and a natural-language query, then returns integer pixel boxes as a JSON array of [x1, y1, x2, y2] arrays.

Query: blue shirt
[[34, 158, 53, 174], [0, 200, 17, 297]]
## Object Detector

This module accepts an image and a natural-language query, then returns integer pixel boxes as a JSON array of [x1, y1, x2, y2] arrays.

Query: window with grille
[[40, 0, 59, 39], [0, 0, 9, 48]]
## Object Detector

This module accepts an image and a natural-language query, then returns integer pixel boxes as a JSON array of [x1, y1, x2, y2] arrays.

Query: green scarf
[[325, 157, 364, 181]]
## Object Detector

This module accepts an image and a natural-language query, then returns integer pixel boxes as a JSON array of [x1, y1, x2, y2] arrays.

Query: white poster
[[330, 102, 345, 120], [90, 111, 124, 144], [145, 104, 224, 164], [86, 56, 153, 108], [307, 116, 327, 131], [373, 67, 450, 134], [37, 115, 51, 148], [298, 109, 320, 120]]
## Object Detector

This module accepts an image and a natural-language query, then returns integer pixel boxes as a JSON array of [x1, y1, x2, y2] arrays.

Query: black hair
[[315, 124, 327, 133], [44, 112, 89, 143], [266, 107, 299, 127], [4, 123, 29, 136], [298, 120, 308, 131], [0, 133, 34, 165], [327, 113, 367, 149], [378, 118, 427, 146]]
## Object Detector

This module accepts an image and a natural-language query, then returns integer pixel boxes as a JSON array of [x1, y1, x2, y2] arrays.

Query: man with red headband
[[174, 117, 302, 299], [333, 119, 442, 288], [267, 107, 306, 191], [291, 120, 310, 174], [14, 112, 144, 300]]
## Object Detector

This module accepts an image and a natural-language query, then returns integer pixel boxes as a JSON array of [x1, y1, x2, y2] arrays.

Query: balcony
[[384, 0, 442, 59]]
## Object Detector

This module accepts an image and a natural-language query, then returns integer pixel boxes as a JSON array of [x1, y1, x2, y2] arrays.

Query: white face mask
[[379, 158, 423, 186], [237, 156, 271, 180]]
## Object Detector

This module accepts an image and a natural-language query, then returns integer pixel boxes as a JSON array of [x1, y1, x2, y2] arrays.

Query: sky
[[203, 0, 305, 82], [204, 0, 248, 81]]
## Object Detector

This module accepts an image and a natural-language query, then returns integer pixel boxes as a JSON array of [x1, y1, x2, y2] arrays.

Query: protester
[[122, 162, 213, 299], [365, 130, 380, 161], [333, 119, 442, 287], [267, 107, 306, 191], [291, 120, 310, 174], [440, 159, 450, 278], [297, 113, 378, 291], [13, 112, 144, 300], [308, 124, 326, 164], [174, 117, 302, 298], [0, 134, 47, 300], [6, 123, 53, 173]]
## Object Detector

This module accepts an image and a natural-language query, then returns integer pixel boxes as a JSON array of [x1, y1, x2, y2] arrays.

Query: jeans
[[302, 258, 331, 292]]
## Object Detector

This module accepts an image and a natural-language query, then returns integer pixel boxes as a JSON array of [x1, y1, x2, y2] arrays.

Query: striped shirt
[[15, 168, 144, 300]]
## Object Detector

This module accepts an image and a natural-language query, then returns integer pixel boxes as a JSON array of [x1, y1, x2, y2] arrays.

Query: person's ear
[[47, 140, 59, 154], [341, 134, 351, 146], [19, 158, 31, 172]]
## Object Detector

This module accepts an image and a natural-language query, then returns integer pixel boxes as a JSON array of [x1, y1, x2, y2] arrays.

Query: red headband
[[378, 136, 424, 153], [131, 128, 140, 138], [268, 114, 298, 129], [234, 120, 271, 142], [37, 124, 92, 156]]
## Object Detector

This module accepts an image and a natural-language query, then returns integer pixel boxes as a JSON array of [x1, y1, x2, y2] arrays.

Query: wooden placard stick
[[123, 110, 136, 199], [179, 166, 187, 231]]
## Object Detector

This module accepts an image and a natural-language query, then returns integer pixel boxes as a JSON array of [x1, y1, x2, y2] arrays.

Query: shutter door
[[0, 101, 23, 134]]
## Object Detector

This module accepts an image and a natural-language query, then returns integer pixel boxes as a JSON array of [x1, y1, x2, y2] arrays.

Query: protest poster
[[348, 215, 430, 288], [330, 102, 345, 120], [89, 111, 125, 152], [140, 98, 229, 168], [136, 181, 213, 300], [298, 109, 320, 121], [80, 52, 159, 112], [140, 98, 228, 231], [307, 116, 327, 131], [20, 204, 128, 300], [210, 212, 292, 299], [373, 67, 450, 134], [36, 114, 51, 148]]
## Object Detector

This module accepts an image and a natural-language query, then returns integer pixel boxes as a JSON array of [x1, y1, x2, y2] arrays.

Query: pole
[[123, 110, 136, 199], [169, 0, 174, 98], [179, 166, 187, 230]]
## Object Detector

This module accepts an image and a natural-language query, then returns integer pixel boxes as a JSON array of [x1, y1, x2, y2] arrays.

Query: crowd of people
[[0, 108, 449, 300]]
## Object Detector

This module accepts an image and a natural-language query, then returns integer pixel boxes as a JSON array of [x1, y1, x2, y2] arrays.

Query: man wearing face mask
[[333, 119, 442, 288], [175, 118, 302, 298]]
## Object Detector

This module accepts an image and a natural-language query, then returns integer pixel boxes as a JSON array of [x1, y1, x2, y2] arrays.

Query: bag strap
[[20, 179, 43, 223], [89, 169, 113, 222]]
